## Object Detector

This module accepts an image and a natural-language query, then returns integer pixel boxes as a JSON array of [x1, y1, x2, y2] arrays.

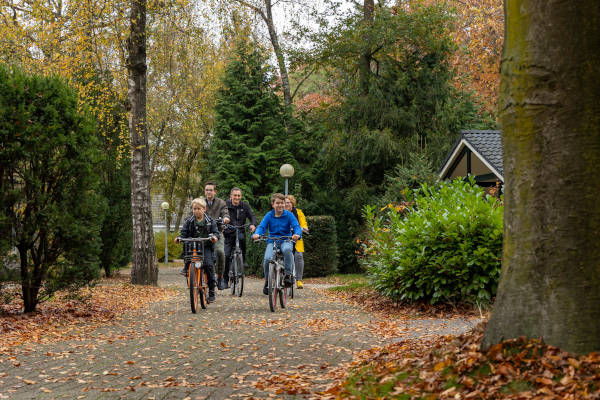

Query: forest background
[[0, 0, 503, 273]]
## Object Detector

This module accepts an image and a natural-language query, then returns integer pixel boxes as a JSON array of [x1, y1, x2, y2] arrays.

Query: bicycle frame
[[255, 235, 295, 312], [179, 237, 213, 312], [224, 224, 250, 297]]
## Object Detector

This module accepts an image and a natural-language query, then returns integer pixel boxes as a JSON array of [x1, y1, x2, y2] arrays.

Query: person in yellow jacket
[[285, 195, 309, 289]]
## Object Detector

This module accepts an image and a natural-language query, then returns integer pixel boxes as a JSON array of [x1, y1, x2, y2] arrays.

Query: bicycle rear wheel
[[189, 264, 199, 313], [235, 254, 244, 297], [268, 262, 277, 312]]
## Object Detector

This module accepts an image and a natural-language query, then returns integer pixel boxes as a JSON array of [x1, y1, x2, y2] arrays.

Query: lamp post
[[161, 201, 169, 266], [279, 164, 295, 195]]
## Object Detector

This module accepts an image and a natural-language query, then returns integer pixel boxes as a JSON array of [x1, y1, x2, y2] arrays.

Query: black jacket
[[179, 215, 219, 249], [224, 199, 257, 236]]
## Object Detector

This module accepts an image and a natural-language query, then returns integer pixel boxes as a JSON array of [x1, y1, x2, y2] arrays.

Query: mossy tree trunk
[[482, 0, 600, 354], [127, 0, 158, 285]]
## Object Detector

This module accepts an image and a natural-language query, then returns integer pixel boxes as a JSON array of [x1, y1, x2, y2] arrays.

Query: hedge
[[244, 215, 339, 278], [154, 231, 183, 264]]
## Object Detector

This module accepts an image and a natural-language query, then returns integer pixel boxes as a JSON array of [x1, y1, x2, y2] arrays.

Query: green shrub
[[362, 178, 503, 305], [243, 214, 339, 278], [0, 64, 104, 312], [245, 234, 267, 277], [154, 231, 183, 264], [304, 216, 339, 277]]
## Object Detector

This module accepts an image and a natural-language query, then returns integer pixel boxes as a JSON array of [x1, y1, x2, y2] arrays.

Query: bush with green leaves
[[362, 178, 503, 305], [154, 231, 183, 264]]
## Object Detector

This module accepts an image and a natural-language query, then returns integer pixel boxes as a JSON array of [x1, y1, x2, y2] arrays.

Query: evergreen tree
[[306, 2, 495, 271], [209, 37, 295, 210], [0, 64, 104, 312]]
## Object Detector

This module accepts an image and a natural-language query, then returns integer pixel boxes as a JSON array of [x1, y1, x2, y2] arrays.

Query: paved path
[[0, 268, 478, 399]]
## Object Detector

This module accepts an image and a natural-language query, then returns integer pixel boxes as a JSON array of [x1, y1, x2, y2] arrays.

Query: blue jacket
[[255, 210, 302, 243]]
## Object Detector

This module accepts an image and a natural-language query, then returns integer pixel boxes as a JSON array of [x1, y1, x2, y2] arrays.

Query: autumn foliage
[[319, 322, 600, 399], [0, 282, 176, 352]]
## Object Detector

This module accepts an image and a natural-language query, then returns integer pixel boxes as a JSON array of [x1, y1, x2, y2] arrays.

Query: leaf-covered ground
[[1, 268, 474, 399], [1, 279, 177, 352], [309, 281, 600, 400], [318, 323, 600, 399]]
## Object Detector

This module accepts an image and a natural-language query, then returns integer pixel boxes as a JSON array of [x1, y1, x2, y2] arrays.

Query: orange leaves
[[0, 283, 177, 351], [319, 323, 600, 399]]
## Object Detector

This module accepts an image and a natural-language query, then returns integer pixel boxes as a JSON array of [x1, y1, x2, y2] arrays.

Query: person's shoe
[[179, 267, 188, 276], [283, 274, 293, 288], [297, 280, 304, 289], [263, 281, 269, 295], [207, 292, 216, 303], [217, 277, 225, 290], [223, 280, 230, 289]]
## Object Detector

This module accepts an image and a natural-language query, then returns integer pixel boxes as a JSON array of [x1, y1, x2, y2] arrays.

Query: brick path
[[0, 268, 477, 399]]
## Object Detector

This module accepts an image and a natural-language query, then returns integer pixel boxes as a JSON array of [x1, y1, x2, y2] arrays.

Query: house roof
[[438, 130, 503, 181]]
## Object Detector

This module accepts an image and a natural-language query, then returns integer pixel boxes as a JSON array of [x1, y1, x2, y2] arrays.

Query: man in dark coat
[[222, 187, 257, 289], [204, 182, 230, 290]]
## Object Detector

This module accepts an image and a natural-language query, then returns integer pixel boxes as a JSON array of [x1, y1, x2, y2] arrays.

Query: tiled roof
[[462, 130, 503, 176]]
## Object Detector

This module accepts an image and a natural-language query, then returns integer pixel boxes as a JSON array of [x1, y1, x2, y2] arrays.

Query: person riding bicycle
[[203, 182, 230, 290], [252, 193, 301, 295], [223, 187, 257, 289], [285, 195, 309, 289], [175, 197, 219, 303]]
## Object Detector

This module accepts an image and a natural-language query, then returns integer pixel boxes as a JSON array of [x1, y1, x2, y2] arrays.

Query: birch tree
[[127, 0, 157, 285]]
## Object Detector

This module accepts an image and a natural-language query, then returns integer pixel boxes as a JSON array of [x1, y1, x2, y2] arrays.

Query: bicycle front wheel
[[230, 257, 237, 296], [189, 264, 199, 313], [268, 261, 277, 312], [235, 254, 244, 297], [199, 268, 207, 309], [279, 268, 287, 309]]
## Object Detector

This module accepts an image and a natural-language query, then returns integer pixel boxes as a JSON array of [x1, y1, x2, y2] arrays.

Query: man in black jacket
[[204, 182, 230, 290], [222, 187, 257, 289]]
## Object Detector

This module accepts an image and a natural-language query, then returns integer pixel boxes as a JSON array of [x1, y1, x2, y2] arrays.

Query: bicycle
[[178, 237, 215, 313], [223, 223, 250, 297], [254, 235, 295, 312]]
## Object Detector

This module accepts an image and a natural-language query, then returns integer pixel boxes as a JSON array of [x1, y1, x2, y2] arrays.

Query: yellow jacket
[[295, 209, 308, 253]]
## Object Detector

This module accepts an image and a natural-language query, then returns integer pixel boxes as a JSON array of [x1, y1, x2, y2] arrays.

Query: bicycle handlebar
[[253, 235, 296, 242], [177, 236, 216, 242], [223, 223, 251, 230]]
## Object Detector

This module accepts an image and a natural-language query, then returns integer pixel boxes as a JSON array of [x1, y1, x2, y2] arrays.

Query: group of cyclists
[[175, 182, 308, 304]]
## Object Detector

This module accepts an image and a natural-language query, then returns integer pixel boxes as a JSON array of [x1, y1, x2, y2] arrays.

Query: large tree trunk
[[482, 0, 600, 354], [127, 0, 158, 285]]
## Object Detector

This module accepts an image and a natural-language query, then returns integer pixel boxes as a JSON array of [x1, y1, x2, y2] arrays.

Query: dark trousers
[[184, 246, 216, 292], [224, 231, 246, 279]]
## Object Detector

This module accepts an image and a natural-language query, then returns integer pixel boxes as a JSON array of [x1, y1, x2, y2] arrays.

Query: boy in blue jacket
[[252, 193, 301, 294]]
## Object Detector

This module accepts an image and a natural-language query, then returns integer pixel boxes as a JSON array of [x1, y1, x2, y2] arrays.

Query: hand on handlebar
[[252, 233, 259, 241], [209, 234, 218, 243], [292, 234, 300, 241]]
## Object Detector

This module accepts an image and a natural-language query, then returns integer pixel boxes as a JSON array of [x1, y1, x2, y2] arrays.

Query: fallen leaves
[[1, 283, 177, 351], [316, 322, 600, 399]]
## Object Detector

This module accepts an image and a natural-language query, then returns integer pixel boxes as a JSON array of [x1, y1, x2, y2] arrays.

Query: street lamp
[[280, 164, 294, 195], [161, 201, 169, 266]]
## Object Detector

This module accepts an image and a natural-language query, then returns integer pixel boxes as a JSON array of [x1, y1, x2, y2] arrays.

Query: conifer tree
[[209, 37, 295, 210]]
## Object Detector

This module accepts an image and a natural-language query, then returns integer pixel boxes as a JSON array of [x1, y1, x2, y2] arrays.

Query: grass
[[305, 273, 368, 286], [342, 365, 413, 400]]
